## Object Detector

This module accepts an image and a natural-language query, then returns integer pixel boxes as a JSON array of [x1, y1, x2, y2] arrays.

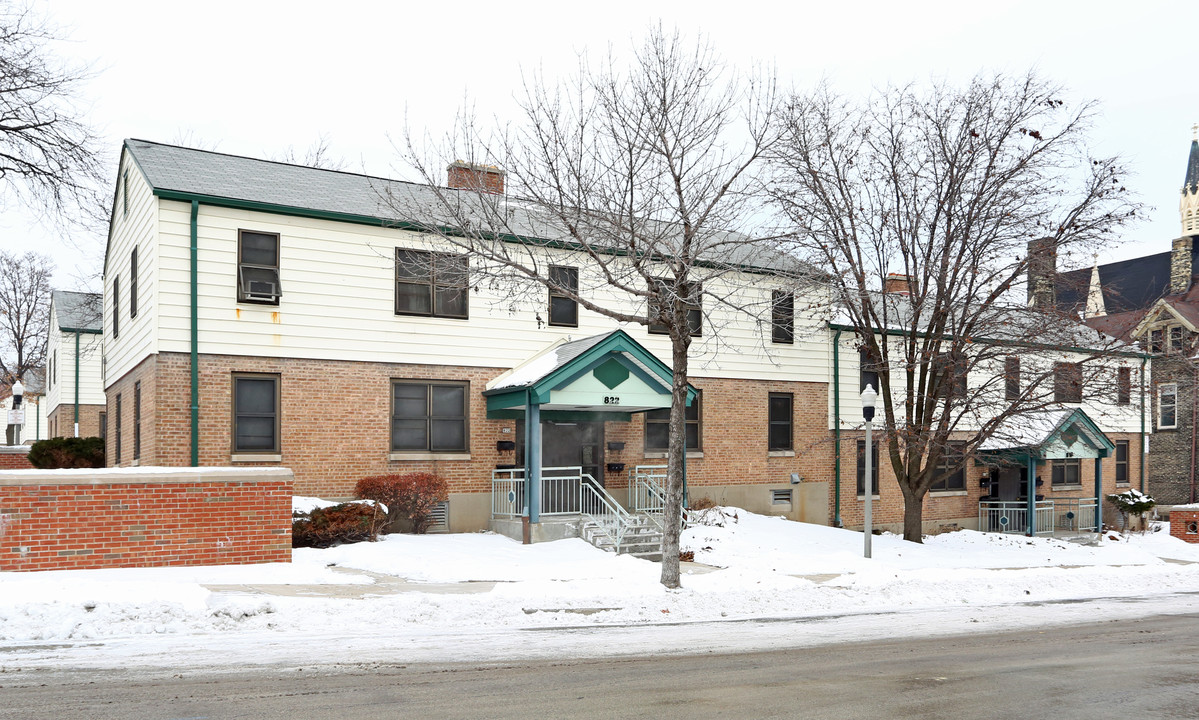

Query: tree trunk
[[901, 485, 926, 543], [659, 336, 690, 589]]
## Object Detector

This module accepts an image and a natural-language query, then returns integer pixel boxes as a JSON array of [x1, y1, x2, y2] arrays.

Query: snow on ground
[[3, 505, 1199, 670]]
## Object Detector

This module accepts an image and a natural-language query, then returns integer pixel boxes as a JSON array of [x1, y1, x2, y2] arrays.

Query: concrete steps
[[580, 514, 664, 562]]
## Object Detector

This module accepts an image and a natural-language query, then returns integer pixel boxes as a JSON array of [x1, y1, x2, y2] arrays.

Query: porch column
[[525, 395, 542, 524], [1094, 456, 1103, 533], [1026, 455, 1037, 536]]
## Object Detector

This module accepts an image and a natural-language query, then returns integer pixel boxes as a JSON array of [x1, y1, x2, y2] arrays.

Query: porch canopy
[[483, 329, 696, 522], [977, 408, 1115, 534]]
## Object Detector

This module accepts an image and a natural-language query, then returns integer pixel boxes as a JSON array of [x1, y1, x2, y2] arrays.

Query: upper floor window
[[238, 230, 282, 304], [768, 392, 793, 451], [934, 352, 967, 399], [130, 247, 138, 319], [548, 265, 578, 327], [1054, 362, 1082, 404], [391, 379, 468, 452], [645, 391, 702, 452], [122, 170, 129, 217], [648, 279, 701, 336], [112, 275, 120, 339], [771, 290, 794, 344], [1004, 356, 1020, 401], [1159, 383, 1178, 430], [395, 248, 468, 318], [1170, 326, 1184, 354], [1117, 367, 1131, 406], [232, 373, 280, 453], [860, 348, 880, 394], [930, 442, 966, 492], [1149, 329, 1163, 353]]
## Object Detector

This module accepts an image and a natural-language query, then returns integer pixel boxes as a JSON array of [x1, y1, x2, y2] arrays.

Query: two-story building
[[45, 290, 105, 440]]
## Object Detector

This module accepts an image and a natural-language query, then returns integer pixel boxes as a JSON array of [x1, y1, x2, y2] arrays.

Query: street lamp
[[861, 383, 877, 559]]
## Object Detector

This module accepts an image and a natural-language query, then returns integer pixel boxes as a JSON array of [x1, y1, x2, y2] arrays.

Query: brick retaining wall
[[1170, 507, 1199, 544], [0, 467, 292, 572], [0, 446, 33, 470]]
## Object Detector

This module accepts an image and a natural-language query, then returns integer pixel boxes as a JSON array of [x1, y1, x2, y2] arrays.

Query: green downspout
[[1140, 357, 1147, 493], [833, 329, 842, 527], [190, 200, 200, 467], [73, 330, 80, 436]]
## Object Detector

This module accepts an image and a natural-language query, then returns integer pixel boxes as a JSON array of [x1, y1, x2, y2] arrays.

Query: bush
[[27, 436, 105, 469], [292, 503, 379, 548], [1107, 489, 1156, 533], [356, 472, 448, 534]]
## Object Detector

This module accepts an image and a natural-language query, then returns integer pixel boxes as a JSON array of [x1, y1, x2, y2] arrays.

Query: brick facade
[[1170, 507, 1199, 543], [47, 403, 106, 440], [0, 468, 292, 572], [1149, 356, 1197, 504], [0, 447, 32, 470]]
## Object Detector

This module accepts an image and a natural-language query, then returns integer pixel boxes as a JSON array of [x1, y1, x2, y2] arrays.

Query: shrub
[[1107, 489, 1156, 534], [356, 472, 449, 534], [27, 436, 105, 469], [292, 503, 379, 548]]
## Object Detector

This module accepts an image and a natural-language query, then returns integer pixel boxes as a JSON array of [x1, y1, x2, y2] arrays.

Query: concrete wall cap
[[0, 465, 295, 486]]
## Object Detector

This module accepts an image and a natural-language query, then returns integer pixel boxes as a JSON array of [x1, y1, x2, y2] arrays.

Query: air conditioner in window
[[246, 280, 279, 301]]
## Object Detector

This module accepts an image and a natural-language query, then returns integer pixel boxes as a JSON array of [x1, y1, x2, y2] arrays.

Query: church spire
[[1181, 125, 1199, 235]]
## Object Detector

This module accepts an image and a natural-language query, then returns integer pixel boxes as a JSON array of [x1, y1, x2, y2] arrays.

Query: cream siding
[[103, 152, 159, 388], [152, 200, 830, 382]]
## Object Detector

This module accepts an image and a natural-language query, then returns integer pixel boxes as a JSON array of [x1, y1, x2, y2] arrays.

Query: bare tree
[[0, 250, 52, 383], [391, 27, 783, 588], [274, 132, 347, 170], [0, 2, 106, 228], [769, 73, 1141, 542]]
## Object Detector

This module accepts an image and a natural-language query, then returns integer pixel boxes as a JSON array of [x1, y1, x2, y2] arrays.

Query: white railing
[[633, 464, 688, 530], [491, 467, 524, 518], [580, 474, 637, 551], [979, 498, 1099, 536]]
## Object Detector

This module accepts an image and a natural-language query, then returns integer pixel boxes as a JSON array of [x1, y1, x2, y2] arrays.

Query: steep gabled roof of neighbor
[[51, 290, 103, 333], [119, 139, 810, 278], [1056, 249, 1194, 316]]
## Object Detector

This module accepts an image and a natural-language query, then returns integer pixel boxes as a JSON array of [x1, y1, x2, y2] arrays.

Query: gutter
[[832, 329, 842, 527], [74, 330, 80, 436], [827, 322, 1152, 360], [1140, 357, 1147, 494], [190, 200, 199, 467]]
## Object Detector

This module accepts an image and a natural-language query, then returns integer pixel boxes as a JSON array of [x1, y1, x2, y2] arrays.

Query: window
[[856, 439, 879, 496], [934, 352, 967, 399], [395, 248, 468, 318], [130, 247, 138, 319], [122, 170, 129, 217], [50, 350, 55, 390], [1115, 440, 1129, 485], [548, 265, 578, 327], [771, 489, 792, 505], [648, 279, 701, 336], [1159, 383, 1178, 429], [771, 290, 794, 344], [232, 373, 280, 453], [1054, 362, 1082, 403], [1170, 326, 1184, 354], [114, 393, 122, 463], [112, 275, 120, 339], [860, 348, 880, 394], [99, 411, 106, 441], [133, 381, 141, 460], [1117, 367, 1131, 406], [930, 442, 966, 492], [1149, 329, 1164, 353], [1051, 458, 1081, 487], [768, 392, 793, 451], [238, 230, 282, 304], [391, 380, 468, 452], [645, 391, 702, 452], [1004, 356, 1020, 401]]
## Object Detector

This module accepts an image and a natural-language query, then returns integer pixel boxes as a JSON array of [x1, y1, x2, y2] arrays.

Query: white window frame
[[1158, 383, 1178, 430]]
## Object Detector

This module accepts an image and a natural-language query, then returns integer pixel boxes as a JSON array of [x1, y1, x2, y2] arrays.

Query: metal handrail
[[979, 498, 1099, 536], [579, 473, 636, 551]]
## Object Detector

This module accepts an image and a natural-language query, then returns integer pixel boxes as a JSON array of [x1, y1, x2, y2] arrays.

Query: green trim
[[827, 322, 1151, 359], [490, 409, 633, 423], [977, 408, 1115, 460], [832, 328, 842, 527], [58, 327, 102, 335], [1139, 357, 1147, 493], [73, 331, 80, 430], [189, 200, 199, 467]]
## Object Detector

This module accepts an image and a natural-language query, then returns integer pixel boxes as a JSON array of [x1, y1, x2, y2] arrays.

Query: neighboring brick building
[[45, 290, 105, 442]]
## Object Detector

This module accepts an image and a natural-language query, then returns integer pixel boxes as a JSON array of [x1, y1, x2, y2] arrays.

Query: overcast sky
[[1, 0, 1192, 290]]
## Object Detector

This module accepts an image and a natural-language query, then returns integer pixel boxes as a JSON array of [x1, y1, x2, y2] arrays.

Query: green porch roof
[[977, 408, 1115, 462]]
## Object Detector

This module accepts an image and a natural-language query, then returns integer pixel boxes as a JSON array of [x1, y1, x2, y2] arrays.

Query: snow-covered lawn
[[2, 501, 1198, 669]]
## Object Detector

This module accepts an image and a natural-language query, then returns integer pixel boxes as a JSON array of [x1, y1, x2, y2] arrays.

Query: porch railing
[[491, 468, 525, 518], [632, 464, 687, 530], [490, 466, 642, 552], [979, 498, 1099, 536], [580, 474, 636, 551]]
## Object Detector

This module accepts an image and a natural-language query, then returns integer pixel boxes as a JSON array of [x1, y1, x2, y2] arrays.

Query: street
[[2, 612, 1196, 719]]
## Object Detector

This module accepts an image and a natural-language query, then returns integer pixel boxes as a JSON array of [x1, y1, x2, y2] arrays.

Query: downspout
[[190, 200, 200, 467], [73, 330, 80, 437], [1139, 357, 1146, 494], [833, 329, 842, 527]]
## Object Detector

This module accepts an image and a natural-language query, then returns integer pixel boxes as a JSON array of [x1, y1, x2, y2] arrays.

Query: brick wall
[[1148, 357, 1196, 504], [47, 403, 106, 440], [0, 467, 292, 571], [0, 447, 32, 470], [1170, 507, 1199, 543]]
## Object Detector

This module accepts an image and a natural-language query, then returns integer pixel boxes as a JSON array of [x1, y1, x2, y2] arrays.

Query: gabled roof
[[1056, 249, 1195, 316], [51, 290, 102, 333], [979, 407, 1114, 460]]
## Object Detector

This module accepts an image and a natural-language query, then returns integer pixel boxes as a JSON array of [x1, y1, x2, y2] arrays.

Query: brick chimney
[[883, 273, 915, 295], [447, 161, 505, 194], [1170, 235, 1193, 295], [1027, 238, 1057, 308]]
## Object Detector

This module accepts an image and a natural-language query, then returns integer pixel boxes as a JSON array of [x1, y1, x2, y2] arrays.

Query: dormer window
[[238, 230, 282, 305], [1170, 325, 1184, 354]]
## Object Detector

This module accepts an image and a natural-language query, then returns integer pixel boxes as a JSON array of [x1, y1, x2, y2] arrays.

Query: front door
[[997, 467, 1025, 502], [516, 420, 605, 485]]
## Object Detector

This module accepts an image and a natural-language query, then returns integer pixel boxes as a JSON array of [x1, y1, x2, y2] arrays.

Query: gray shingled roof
[[122, 139, 810, 277], [52, 290, 102, 332]]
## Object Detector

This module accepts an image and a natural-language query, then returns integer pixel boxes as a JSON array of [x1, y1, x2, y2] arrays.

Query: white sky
[[0, 0, 1192, 290]]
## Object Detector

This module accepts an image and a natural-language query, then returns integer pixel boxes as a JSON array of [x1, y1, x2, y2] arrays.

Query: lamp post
[[10, 379, 23, 446], [861, 383, 877, 559]]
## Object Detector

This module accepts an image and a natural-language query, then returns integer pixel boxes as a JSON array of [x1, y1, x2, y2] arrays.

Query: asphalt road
[[2, 613, 1197, 720]]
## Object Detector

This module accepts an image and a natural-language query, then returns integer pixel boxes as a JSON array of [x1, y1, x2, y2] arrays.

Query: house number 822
[[604, 396, 620, 405]]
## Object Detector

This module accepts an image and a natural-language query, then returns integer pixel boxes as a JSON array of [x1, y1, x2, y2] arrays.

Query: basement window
[[771, 488, 792, 505]]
